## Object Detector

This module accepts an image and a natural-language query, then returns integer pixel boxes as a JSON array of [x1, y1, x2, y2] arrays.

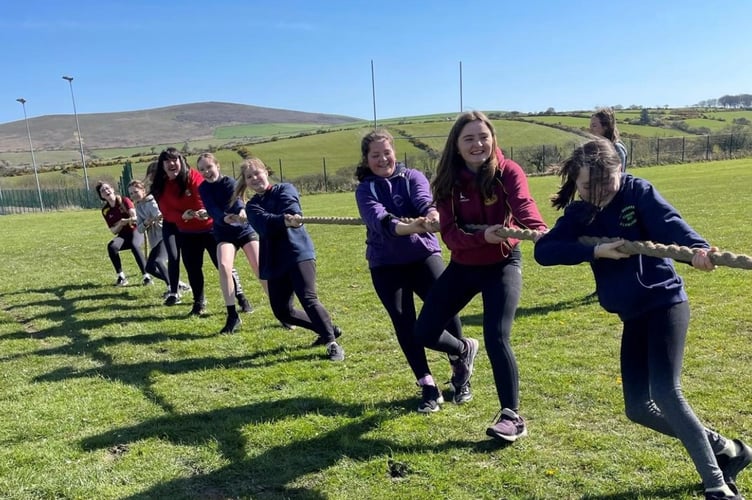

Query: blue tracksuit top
[[198, 175, 256, 242], [535, 174, 709, 321], [355, 164, 441, 268], [246, 183, 315, 280]]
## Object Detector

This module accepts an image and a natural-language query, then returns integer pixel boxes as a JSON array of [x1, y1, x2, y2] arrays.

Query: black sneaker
[[237, 294, 254, 313], [114, 276, 128, 287], [449, 337, 479, 394], [280, 321, 296, 330], [452, 381, 473, 405], [164, 293, 181, 306], [142, 275, 153, 286], [417, 384, 444, 413], [717, 439, 752, 489], [704, 491, 743, 500], [312, 325, 342, 346], [326, 342, 345, 361], [220, 315, 241, 334], [188, 301, 207, 317]]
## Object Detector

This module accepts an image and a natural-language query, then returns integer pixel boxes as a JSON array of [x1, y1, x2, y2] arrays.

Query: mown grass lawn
[[0, 160, 750, 499]]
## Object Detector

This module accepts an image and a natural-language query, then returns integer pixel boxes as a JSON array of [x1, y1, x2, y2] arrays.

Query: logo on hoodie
[[459, 192, 469, 202], [619, 205, 637, 227]]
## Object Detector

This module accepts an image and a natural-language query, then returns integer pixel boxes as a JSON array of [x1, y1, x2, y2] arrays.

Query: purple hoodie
[[355, 164, 441, 268]]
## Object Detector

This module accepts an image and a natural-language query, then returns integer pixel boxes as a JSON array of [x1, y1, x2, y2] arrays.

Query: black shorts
[[217, 231, 259, 249]]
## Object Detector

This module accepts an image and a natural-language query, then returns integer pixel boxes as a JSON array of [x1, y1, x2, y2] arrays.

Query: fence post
[[509, 147, 514, 161], [278, 159, 284, 182], [681, 136, 685, 163], [322, 157, 328, 192], [656, 138, 660, 164], [629, 138, 633, 167], [706, 135, 710, 161]]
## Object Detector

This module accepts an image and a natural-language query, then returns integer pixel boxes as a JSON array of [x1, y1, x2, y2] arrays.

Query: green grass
[[0, 159, 751, 499], [213, 123, 329, 139]]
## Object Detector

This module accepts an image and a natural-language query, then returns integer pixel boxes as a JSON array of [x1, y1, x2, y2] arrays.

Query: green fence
[[0, 188, 100, 214]]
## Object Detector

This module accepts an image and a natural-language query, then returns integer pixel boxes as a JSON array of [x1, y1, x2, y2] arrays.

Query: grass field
[[0, 159, 750, 499]]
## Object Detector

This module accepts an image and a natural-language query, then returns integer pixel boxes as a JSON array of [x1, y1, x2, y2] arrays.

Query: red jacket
[[438, 153, 547, 265], [157, 168, 213, 232]]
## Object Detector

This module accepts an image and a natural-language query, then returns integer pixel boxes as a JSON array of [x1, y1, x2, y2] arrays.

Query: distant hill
[[0, 102, 361, 152]]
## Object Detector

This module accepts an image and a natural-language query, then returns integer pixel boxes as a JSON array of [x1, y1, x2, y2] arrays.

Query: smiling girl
[[414, 111, 547, 441], [95, 181, 149, 287]]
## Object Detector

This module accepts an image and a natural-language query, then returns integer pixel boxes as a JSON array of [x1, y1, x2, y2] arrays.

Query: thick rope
[[300, 216, 752, 270]]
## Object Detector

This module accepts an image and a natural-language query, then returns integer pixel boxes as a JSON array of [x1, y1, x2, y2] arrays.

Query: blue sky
[[2, 0, 750, 125]]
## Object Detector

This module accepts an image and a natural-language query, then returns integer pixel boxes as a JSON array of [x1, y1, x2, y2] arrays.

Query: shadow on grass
[[80, 396, 483, 499], [461, 292, 599, 327], [1, 282, 321, 413]]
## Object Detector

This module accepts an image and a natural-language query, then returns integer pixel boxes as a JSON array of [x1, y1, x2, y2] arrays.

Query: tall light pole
[[370, 59, 377, 128], [62, 75, 89, 191], [459, 61, 464, 113], [16, 98, 44, 211]]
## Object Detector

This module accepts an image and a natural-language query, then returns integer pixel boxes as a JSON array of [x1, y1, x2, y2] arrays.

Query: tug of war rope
[[298, 216, 752, 270]]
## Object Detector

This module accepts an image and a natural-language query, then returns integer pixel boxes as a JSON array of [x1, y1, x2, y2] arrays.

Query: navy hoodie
[[535, 174, 709, 320]]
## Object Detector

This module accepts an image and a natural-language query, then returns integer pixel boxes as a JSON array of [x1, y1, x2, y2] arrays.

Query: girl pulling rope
[[534, 137, 750, 500]]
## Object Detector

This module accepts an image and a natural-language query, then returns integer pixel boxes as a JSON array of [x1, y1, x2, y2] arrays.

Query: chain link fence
[[2, 130, 751, 214]]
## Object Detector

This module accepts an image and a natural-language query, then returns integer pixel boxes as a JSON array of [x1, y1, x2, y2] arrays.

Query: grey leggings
[[621, 300, 728, 489]]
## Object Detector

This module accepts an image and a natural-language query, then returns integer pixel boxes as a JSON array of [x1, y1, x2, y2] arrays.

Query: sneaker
[[178, 281, 192, 293], [486, 408, 528, 442], [237, 294, 254, 313], [452, 381, 473, 405], [704, 491, 743, 500], [449, 337, 479, 396], [188, 301, 207, 317], [312, 325, 342, 346], [219, 315, 242, 334], [114, 276, 128, 287], [717, 439, 752, 488], [417, 384, 444, 413], [142, 275, 153, 286], [164, 293, 181, 306], [280, 321, 296, 330], [326, 342, 345, 362]]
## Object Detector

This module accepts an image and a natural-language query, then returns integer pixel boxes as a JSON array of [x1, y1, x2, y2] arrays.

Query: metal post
[[62, 76, 89, 191], [16, 98, 44, 211], [371, 59, 377, 129], [459, 61, 463, 113]]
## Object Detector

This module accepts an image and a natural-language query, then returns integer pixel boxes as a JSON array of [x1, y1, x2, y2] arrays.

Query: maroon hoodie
[[437, 150, 547, 265]]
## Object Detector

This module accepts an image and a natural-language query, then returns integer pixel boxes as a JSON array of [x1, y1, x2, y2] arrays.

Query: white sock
[[117, 272, 125, 279], [418, 375, 435, 387], [706, 484, 735, 496], [718, 439, 739, 458], [143, 273, 151, 279]]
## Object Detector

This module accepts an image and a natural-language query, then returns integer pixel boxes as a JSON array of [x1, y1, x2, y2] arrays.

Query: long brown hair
[[591, 107, 621, 143], [431, 111, 500, 203], [550, 137, 622, 210]]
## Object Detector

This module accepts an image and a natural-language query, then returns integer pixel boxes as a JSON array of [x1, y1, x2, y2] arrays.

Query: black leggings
[[415, 248, 522, 410], [107, 230, 146, 275], [145, 240, 168, 284], [177, 231, 218, 304], [162, 221, 182, 294], [621, 301, 728, 489], [371, 254, 462, 380], [267, 259, 336, 341]]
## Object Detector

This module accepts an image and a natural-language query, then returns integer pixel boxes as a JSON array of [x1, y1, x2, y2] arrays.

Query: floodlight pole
[[16, 98, 44, 211], [371, 59, 377, 128], [62, 75, 90, 191], [459, 61, 463, 113]]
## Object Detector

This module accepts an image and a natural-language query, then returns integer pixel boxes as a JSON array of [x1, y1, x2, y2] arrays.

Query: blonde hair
[[232, 157, 272, 204]]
